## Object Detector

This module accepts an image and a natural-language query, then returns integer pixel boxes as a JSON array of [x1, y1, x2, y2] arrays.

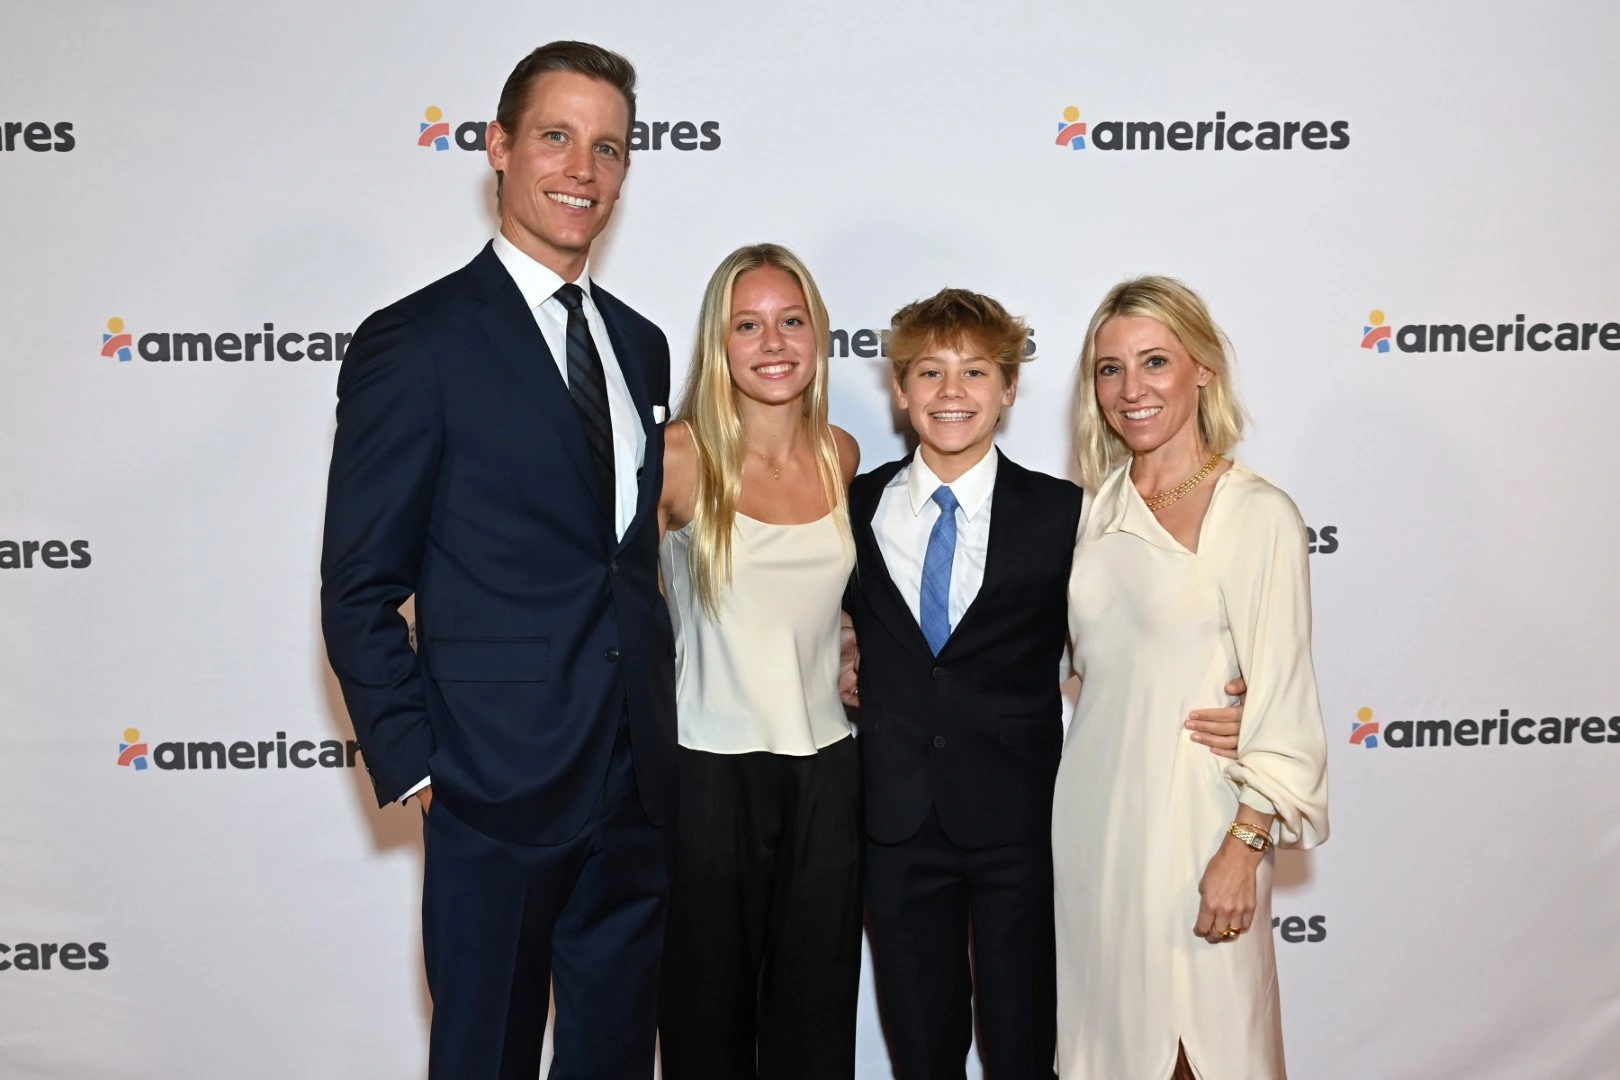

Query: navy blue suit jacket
[[320, 243, 677, 845]]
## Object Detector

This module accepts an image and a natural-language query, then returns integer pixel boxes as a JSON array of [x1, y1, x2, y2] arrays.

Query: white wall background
[[3, 1, 1618, 1076]]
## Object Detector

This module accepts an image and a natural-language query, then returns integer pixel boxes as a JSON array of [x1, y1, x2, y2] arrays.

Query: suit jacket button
[[605, 646, 620, 662], [932, 666, 945, 679], [610, 559, 619, 574], [933, 736, 946, 749]]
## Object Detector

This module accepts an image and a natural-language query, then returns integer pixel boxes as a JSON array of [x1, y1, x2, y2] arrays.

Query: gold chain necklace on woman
[[1143, 452, 1223, 512], [745, 442, 782, 480]]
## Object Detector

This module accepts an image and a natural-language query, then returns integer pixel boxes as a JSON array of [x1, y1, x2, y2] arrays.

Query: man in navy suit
[[320, 41, 676, 1079]]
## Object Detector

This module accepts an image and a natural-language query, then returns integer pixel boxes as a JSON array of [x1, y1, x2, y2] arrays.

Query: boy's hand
[[1186, 676, 1247, 759]]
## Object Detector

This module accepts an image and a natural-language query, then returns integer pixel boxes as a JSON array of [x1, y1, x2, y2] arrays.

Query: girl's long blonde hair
[[676, 243, 847, 616]]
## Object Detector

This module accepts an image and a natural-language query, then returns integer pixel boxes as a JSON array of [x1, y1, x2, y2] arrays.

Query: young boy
[[844, 289, 1242, 1077]]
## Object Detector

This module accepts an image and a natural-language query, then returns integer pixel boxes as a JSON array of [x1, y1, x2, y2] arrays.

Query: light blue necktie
[[919, 485, 960, 655]]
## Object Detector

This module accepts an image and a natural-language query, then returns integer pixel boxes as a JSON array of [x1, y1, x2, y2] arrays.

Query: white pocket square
[[653, 405, 668, 423]]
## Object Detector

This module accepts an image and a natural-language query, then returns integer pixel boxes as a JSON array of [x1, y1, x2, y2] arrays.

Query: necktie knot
[[931, 485, 959, 516], [554, 282, 586, 312]]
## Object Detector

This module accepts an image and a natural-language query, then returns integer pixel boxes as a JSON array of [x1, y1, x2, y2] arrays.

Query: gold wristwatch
[[1228, 821, 1273, 853]]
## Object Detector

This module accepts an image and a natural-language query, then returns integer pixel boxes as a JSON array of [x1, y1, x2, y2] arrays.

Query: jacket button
[[605, 647, 620, 662], [610, 559, 618, 574], [933, 736, 946, 749], [932, 666, 945, 679]]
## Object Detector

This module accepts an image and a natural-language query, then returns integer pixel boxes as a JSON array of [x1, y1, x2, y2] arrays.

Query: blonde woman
[[1055, 277, 1329, 1079], [655, 244, 862, 1079]]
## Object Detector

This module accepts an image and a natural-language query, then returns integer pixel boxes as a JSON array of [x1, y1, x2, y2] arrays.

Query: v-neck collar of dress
[[1097, 457, 1243, 555]]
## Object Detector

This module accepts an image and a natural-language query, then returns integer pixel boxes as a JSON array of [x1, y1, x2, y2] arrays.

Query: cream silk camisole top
[[660, 512, 855, 755]]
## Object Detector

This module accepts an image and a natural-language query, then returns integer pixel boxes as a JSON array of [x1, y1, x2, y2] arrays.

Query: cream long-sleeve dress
[[1054, 460, 1329, 1080]]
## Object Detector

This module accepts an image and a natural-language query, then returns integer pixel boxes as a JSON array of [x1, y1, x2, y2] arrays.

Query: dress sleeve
[[1216, 483, 1329, 849]]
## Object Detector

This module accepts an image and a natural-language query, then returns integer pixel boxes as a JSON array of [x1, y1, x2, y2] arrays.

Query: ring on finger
[[1220, 926, 1241, 939]]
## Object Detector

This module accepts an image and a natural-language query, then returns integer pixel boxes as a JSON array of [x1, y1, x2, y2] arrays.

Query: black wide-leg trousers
[[659, 735, 863, 1080]]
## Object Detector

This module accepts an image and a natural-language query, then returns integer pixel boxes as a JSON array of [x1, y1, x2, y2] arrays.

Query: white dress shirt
[[492, 232, 646, 541], [872, 448, 999, 635], [401, 236, 648, 804]]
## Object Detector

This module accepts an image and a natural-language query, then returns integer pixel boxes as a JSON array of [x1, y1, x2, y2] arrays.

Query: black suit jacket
[[320, 243, 677, 845], [845, 451, 1083, 849]]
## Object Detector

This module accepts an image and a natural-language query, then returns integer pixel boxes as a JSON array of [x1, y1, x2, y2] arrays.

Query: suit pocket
[[424, 637, 550, 682], [997, 713, 1059, 748]]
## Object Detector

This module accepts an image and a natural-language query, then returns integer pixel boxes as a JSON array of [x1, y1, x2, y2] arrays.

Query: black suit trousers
[[865, 808, 1057, 1080]]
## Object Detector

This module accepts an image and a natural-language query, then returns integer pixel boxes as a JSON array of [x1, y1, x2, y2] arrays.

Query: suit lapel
[[466, 245, 607, 520], [854, 456, 936, 661], [942, 451, 1018, 650]]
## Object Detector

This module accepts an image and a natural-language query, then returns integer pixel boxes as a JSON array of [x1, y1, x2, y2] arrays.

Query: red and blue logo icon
[[101, 318, 133, 362], [118, 727, 150, 770], [419, 106, 451, 151], [1056, 106, 1087, 150], [1350, 706, 1380, 748], [1362, 310, 1392, 353]]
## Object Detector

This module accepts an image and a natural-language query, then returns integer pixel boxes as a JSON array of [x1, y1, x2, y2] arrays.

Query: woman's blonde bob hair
[[675, 243, 846, 616], [1072, 275, 1246, 492]]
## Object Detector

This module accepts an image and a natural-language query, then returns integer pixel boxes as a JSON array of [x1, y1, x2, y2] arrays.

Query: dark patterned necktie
[[553, 283, 616, 523]]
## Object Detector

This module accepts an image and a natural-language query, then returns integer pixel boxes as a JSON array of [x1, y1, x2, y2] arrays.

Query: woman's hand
[[1193, 832, 1264, 944]]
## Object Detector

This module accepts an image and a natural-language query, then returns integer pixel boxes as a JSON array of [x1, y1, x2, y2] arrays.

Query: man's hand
[[838, 621, 860, 707], [416, 785, 433, 816], [1186, 676, 1247, 759]]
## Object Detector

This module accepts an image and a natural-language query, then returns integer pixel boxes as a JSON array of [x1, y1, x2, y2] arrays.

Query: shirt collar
[[906, 447, 999, 521], [491, 233, 593, 312], [1096, 456, 1244, 553]]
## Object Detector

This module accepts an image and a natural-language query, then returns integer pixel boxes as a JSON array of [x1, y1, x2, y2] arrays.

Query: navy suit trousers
[[422, 713, 672, 1079]]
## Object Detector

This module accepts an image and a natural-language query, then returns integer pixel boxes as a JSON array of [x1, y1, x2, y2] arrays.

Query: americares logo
[[830, 327, 1039, 360], [102, 318, 133, 361], [1351, 705, 1620, 749], [1, 120, 76, 152], [118, 728, 364, 771], [0, 941, 108, 971], [1056, 104, 1348, 152], [1056, 106, 1087, 149], [99, 317, 351, 364], [419, 106, 452, 151], [1362, 311, 1392, 353], [1350, 706, 1380, 747], [1, 539, 91, 570], [420, 106, 721, 152], [1306, 526, 1338, 555], [118, 728, 150, 770], [1272, 915, 1327, 943], [1361, 309, 1620, 353]]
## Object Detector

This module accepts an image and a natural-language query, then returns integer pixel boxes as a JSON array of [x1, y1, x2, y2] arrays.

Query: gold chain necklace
[[745, 442, 782, 480], [1143, 452, 1222, 512]]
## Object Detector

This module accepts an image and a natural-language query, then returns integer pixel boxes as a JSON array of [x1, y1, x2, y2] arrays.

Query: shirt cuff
[[399, 776, 431, 804]]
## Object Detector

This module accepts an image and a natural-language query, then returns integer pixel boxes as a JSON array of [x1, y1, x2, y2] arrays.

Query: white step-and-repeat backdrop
[[4, 2, 1618, 1077]]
